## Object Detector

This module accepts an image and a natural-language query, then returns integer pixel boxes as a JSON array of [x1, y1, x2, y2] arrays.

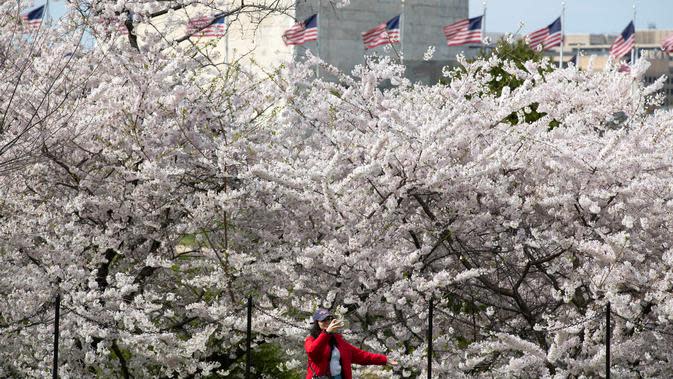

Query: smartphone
[[336, 317, 349, 329]]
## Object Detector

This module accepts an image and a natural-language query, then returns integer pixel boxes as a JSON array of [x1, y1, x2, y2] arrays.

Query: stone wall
[[295, 0, 469, 82]]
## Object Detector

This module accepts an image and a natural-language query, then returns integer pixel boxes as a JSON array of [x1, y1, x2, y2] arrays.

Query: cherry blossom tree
[[245, 55, 673, 378], [2, 0, 673, 377], [0, 1, 303, 377]]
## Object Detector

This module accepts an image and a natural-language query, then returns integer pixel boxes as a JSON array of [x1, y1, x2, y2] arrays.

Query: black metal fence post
[[428, 297, 433, 379], [246, 296, 252, 379], [606, 301, 611, 379], [53, 293, 60, 379]]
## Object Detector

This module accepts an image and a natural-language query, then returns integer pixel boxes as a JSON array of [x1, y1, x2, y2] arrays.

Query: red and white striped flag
[[282, 14, 318, 46], [610, 21, 635, 60], [21, 5, 45, 32], [443, 18, 469, 40], [362, 15, 400, 49], [443, 16, 482, 47], [527, 17, 562, 50], [187, 16, 226, 38], [662, 33, 673, 53]]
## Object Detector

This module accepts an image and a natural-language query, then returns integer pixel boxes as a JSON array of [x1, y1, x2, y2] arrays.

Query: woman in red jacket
[[304, 308, 398, 379]]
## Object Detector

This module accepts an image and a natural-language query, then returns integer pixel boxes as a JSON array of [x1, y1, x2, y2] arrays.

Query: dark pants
[[332, 375, 342, 379]]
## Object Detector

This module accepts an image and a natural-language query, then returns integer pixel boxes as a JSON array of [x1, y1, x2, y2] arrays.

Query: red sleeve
[[348, 342, 388, 366], [304, 332, 331, 361]]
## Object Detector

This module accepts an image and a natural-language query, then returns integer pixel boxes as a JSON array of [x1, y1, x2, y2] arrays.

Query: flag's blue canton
[[468, 16, 482, 31], [305, 14, 318, 29], [26, 5, 45, 21], [621, 21, 635, 40], [386, 15, 400, 31], [549, 17, 562, 34]]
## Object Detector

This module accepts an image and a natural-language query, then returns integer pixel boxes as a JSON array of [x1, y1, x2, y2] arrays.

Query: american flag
[[21, 5, 45, 32], [362, 15, 400, 49], [662, 33, 673, 53], [527, 17, 562, 50], [187, 15, 226, 38], [282, 14, 318, 46], [609, 21, 635, 60], [443, 16, 482, 47]]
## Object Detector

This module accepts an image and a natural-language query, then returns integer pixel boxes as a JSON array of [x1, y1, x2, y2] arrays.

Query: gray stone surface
[[294, 0, 470, 82]]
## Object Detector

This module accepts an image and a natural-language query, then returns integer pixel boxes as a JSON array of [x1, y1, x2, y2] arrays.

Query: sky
[[44, 0, 66, 20], [42, 0, 673, 36], [469, 0, 673, 35]]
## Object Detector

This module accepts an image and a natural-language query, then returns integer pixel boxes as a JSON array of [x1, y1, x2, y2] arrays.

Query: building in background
[[548, 29, 673, 107], [562, 29, 672, 61], [293, 0, 470, 83], [136, 1, 673, 102], [215, 0, 472, 83], [641, 50, 673, 108]]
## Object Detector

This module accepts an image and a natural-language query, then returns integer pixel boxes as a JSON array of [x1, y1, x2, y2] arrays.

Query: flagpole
[[316, 6, 321, 78], [482, 0, 487, 47], [224, 13, 229, 65], [559, 1, 565, 68], [631, 1, 637, 63], [45, 0, 50, 26], [400, 0, 405, 64]]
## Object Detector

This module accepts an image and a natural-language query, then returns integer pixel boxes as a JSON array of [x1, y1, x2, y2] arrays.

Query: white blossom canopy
[[1, 1, 672, 377]]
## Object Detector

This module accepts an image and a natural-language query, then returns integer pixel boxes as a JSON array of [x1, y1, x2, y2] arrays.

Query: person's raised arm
[[349, 343, 393, 366]]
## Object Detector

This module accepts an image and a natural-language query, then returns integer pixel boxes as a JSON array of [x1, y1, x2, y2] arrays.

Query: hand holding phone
[[326, 318, 344, 333], [336, 317, 349, 329], [326, 318, 342, 333]]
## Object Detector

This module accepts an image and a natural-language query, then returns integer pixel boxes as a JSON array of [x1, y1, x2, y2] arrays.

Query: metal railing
[[47, 294, 673, 378]]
